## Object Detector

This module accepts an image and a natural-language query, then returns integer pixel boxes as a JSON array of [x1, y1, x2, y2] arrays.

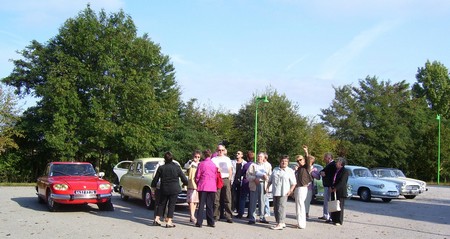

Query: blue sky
[[1, 0, 450, 118]]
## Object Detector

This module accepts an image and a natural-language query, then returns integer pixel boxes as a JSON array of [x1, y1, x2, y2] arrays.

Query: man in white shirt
[[212, 144, 233, 223]]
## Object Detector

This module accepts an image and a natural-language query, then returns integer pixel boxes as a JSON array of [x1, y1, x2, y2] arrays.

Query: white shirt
[[212, 155, 232, 178], [269, 166, 296, 197]]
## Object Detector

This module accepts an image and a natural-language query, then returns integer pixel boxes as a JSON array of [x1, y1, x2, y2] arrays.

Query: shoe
[[165, 224, 176, 228], [318, 216, 327, 220], [271, 225, 283, 230], [207, 224, 215, 228], [248, 221, 255, 225], [226, 219, 233, 223], [259, 219, 269, 224], [190, 217, 197, 223], [281, 223, 286, 228], [334, 223, 341, 226], [234, 214, 243, 219], [296, 226, 305, 229], [195, 223, 202, 228], [152, 220, 162, 226], [325, 219, 333, 224]]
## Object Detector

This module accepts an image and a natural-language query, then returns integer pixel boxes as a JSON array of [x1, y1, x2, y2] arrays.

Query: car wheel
[[404, 195, 416, 199], [359, 188, 371, 202], [120, 187, 129, 201], [98, 199, 115, 211], [46, 191, 59, 212], [37, 194, 45, 204], [382, 198, 392, 203], [144, 188, 155, 210]]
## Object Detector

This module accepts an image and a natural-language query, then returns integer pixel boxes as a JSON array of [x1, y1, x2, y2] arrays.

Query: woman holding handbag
[[330, 157, 349, 226]]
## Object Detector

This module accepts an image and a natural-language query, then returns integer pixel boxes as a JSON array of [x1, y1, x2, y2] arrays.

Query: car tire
[[37, 194, 45, 204], [359, 188, 371, 202], [120, 187, 129, 201], [382, 198, 392, 203], [404, 195, 416, 199], [46, 190, 59, 212], [144, 188, 155, 210], [98, 199, 115, 211]]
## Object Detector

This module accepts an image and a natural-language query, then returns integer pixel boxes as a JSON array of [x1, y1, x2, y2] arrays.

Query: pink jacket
[[195, 158, 217, 192]]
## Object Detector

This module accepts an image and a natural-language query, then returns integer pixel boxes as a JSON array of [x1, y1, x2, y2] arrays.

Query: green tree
[[413, 60, 450, 118], [321, 77, 418, 169], [0, 85, 22, 154], [2, 6, 180, 175], [233, 88, 309, 164]]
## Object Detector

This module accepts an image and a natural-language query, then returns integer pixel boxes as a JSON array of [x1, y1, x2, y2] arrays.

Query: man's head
[[236, 151, 243, 160], [247, 151, 254, 161], [323, 152, 333, 163], [217, 144, 226, 157], [257, 152, 265, 163]]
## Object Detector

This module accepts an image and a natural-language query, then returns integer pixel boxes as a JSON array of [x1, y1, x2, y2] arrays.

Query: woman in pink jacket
[[195, 149, 218, 228]]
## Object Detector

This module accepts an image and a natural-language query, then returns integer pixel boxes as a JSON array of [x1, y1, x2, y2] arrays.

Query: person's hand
[[302, 145, 308, 152], [320, 171, 326, 177]]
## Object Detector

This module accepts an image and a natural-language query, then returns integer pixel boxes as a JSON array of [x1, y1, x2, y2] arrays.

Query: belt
[[222, 177, 229, 179]]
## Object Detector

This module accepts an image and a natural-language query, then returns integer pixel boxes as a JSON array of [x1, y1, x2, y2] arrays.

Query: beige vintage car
[[118, 158, 186, 209]]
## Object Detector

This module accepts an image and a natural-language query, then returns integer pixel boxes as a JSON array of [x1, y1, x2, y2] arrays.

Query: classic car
[[118, 158, 187, 210], [36, 162, 114, 212], [370, 167, 427, 199], [346, 165, 400, 202], [112, 160, 132, 192], [288, 162, 352, 203]]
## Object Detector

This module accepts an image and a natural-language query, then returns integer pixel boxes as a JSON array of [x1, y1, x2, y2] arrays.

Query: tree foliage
[[2, 6, 180, 176], [0, 85, 22, 155]]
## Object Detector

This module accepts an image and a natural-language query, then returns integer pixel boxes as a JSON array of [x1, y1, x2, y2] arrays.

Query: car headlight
[[99, 184, 111, 190], [53, 184, 68, 191], [374, 184, 385, 189]]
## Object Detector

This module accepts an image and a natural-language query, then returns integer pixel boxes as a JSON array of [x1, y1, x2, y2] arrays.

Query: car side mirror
[[98, 172, 105, 178]]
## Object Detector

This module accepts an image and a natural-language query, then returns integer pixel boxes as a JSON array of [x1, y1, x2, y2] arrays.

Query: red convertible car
[[36, 162, 114, 212]]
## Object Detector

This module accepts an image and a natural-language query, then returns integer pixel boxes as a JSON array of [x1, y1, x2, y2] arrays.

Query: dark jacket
[[331, 167, 349, 199], [151, 162, 188, 196], [321, 160, 336, 187]]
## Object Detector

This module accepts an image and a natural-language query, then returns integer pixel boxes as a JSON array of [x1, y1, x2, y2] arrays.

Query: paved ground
[[1, 186, 449, 239]]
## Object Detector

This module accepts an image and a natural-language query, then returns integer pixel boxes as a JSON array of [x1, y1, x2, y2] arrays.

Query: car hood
[[50, 176, 108, 189], [376, 177, 418, 186], [350, 177, 398, 189]]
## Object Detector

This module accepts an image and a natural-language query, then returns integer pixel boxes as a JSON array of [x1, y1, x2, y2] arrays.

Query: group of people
[[150, 144, 349, 230]]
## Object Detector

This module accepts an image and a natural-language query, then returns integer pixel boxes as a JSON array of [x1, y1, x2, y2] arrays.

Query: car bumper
[[400, 189, 420, 196], [51, 193, 112, 201], [372, 190, 399, 198]]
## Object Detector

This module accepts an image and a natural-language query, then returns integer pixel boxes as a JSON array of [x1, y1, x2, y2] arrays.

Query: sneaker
[[334, 223, 341, 226], [281, 223, 286, 228], [271, 225, 283, 230]]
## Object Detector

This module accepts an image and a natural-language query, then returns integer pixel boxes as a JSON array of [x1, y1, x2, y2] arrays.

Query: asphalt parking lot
[[1, 186, 449, 239]]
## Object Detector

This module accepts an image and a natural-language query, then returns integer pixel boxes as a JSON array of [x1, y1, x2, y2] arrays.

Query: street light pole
[[254, 96, 269, 162], [436, 114, 441, 185]]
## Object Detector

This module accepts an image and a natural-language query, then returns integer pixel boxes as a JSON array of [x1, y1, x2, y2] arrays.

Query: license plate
[[388, 191, 397, 196], [75, 190, 96, 194]]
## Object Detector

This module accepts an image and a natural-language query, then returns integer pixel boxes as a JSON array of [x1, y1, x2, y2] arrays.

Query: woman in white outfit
[[294, 146, 312, 229]]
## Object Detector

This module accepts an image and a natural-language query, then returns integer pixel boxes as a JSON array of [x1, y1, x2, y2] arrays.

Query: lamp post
[[436, 114, 441, 185], [254, 96, 269, 162]]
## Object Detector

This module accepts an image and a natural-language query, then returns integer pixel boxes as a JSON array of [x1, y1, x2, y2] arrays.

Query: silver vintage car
[[370, 167, 426, 199], [347, 165, 399, 202]]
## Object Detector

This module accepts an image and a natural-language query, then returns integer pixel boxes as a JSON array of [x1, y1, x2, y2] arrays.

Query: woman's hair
[[296, 155, 305, 162], [192, 150, 202, 157], [164, 151, 173, 163], [279, 155, 289, 163], [336, 157, 347, 166], [203, 149, 211, 158]]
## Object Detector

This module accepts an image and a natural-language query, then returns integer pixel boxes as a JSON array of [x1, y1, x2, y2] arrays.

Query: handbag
[[328, 192, 341, 212], [216, 170, 224, 189]]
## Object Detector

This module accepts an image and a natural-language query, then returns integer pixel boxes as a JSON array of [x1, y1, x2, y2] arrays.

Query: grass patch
[[0, 182, 35, 186]]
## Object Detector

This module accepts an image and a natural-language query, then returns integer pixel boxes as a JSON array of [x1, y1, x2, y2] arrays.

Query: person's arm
[[287, 170, 297, 196], [303, 145, 309, 157], [178, 167, 188, 186]]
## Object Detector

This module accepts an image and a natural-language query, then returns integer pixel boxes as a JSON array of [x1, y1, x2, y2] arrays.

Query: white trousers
[[294, 186, 308, 228]]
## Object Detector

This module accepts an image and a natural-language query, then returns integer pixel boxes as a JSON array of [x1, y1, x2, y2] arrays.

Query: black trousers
[[196, 191, 215, 226], [231, 181, 242, 212], [330, 192, 345, 224], [157, 193, 178, 218]]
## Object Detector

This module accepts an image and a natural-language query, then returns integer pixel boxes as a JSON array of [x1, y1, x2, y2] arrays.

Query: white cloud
[[318, 21, 400, 80]]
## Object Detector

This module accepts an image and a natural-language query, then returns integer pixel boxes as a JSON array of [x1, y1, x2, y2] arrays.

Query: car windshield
[[354, 168, 373, 177], [392, 169, 406, 177], [376, 169, 396, 177], [144, 161, 159, 174], [50, 164, 97, 176]]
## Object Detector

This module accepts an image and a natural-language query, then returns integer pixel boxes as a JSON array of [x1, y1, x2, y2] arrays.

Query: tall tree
[[0, 85, 22, 154], [413, 60, 450, 118], [2, 6, 180, 170], [233, 88, 309, 163]]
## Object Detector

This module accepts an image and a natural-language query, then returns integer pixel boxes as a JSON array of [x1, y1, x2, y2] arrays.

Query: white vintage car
[[347, 165, 400, 202], [370, 167, 427, 199], [112, 160, 132, 192]]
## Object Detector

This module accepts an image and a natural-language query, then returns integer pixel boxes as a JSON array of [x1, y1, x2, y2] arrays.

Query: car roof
[[133, 158, 164, 162], [370, 167, 399, 170], [50, 162, 92, 165], [346, 165, 369, 170]]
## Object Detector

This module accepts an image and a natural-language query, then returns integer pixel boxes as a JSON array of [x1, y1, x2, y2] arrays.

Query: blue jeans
[[238, 190, 249, 216], [248, 190, 257, 222], [323, 186, 331, 219]]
